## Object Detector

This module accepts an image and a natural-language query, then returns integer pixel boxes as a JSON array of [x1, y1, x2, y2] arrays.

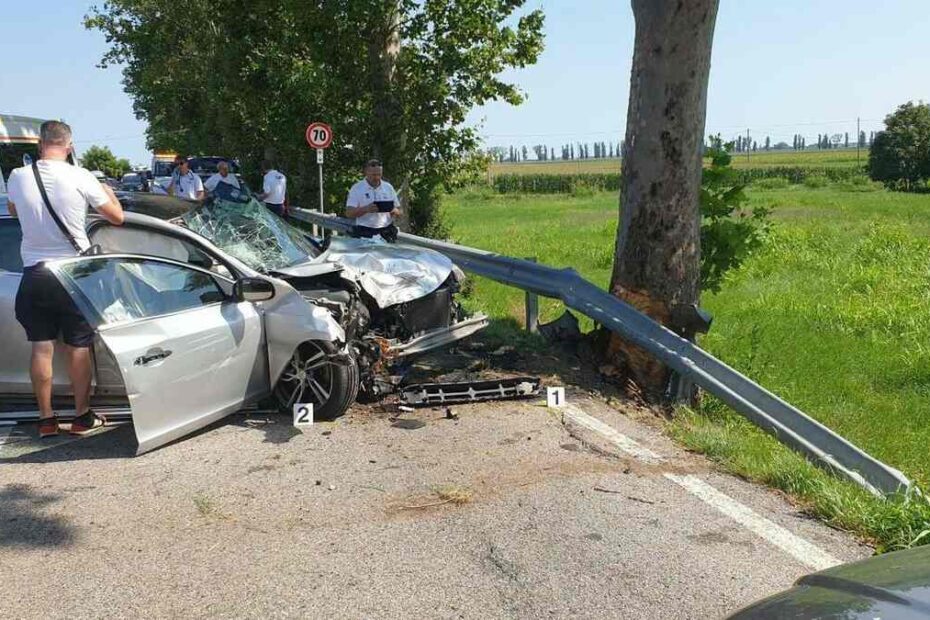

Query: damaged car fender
[[261, 278, 346, 386]]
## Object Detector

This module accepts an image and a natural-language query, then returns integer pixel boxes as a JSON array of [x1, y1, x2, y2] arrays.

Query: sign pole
[[316, 148, 324, 237], [305, 121, 334, 237]]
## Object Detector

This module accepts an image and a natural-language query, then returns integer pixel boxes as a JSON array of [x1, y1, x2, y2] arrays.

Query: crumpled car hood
[[319, 236, 454, 308]]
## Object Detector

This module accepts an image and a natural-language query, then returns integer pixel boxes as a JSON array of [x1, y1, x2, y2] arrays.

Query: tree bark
[[603, 0, 719, 397], [368, 1, 410, 230]]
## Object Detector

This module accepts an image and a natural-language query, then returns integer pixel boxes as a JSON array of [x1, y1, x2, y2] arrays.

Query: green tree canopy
[[85, 0, 544, 234], [80, 145, 131, 178], [868, 101, 930, 191]]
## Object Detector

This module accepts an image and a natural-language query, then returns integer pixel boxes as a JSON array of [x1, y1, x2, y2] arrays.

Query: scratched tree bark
[[603, 0, 720, 397]]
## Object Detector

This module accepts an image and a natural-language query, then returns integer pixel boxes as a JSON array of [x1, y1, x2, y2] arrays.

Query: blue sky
[[1, 1, 927, 164]]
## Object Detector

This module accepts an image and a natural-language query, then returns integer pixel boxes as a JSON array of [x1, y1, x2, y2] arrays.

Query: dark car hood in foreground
[[115, 191, 197, 221], [728, 545, 930, 619]]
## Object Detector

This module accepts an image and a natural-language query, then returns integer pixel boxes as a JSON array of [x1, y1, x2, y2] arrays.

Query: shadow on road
[[0, 424, 136, 463], [0, 484, 76, 549], [232, 416, 301, 444]]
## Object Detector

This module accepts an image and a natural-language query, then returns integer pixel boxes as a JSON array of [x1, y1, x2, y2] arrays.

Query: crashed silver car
[[0, 193, 486, 452]]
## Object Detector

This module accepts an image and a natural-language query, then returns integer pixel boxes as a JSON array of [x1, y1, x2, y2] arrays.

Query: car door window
[[0, 219, 24, 273], [54, 257, 226, 325]]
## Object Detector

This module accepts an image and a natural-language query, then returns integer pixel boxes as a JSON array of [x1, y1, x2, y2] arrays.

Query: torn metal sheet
[[320, 237, 454, 309], [386, 314, 489, 358], [400, 376, 541, 406]]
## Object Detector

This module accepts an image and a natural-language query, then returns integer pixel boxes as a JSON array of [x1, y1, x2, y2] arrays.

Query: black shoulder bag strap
[[31, 162, 84, 254]]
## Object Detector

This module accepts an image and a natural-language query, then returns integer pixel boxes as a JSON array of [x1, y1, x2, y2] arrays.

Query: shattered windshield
[[182, 189, 318, 272]]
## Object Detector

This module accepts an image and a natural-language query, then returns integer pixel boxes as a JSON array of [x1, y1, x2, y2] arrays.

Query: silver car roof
[[0, 205, 259, 280]]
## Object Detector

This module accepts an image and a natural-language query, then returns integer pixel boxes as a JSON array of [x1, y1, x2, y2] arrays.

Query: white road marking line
[[665, 473, 841, 571], [561, 403, 841, 571], [561, 404, 664, 463]]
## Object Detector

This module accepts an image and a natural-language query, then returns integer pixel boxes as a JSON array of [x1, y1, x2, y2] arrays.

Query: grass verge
[[669, 402, 930, 552], [445, 180, 930, 551]]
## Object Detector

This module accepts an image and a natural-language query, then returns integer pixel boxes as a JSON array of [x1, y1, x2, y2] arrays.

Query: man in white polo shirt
[[345, 159, 401, 233], [167, 157, 204, 201], [6, 120, 124, 438], [204, 160, 240, 193], [258, 160, 287, 216]]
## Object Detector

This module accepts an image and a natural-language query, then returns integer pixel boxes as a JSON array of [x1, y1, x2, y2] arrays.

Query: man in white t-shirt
[[6, 120, 124, 438], [345, 159, 401, 230], [204, 160, 240, 193], [258, 160, 287, 217], [167, 158, 205, 201]]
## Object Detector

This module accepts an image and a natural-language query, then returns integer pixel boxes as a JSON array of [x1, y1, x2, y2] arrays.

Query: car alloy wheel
[[273, 340, 358, 420]]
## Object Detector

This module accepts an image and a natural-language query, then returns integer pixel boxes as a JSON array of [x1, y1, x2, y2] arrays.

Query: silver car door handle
[[134, 349, 173, 366]]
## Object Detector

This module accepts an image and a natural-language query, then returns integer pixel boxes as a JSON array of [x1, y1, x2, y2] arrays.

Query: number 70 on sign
[[305, 122, 333, 149]]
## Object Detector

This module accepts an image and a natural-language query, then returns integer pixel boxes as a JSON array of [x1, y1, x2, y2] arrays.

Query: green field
[[489, 148, 866, 176], [446, 181, 930, 548]]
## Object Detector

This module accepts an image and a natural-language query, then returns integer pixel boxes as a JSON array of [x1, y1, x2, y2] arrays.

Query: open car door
[[46, 255, 267, 453]]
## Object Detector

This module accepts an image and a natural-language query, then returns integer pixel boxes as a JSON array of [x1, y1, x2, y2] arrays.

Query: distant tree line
[[488, 141, 624, 162], [491, 129, 880, 161]]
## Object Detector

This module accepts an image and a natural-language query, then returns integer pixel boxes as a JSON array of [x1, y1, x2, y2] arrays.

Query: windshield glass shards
[[182, 195, 318, 272]]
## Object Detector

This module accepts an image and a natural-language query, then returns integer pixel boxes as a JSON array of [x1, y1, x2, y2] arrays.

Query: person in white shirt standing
[[6, 120, 124, 438], [345, 159, 402, 234], [167, 157, 204, 201], [204, 160, 240, 194], [258, 160, 287, 216]]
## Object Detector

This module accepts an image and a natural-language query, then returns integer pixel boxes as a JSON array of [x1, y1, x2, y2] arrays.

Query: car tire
[[273, 340, 359, 421]]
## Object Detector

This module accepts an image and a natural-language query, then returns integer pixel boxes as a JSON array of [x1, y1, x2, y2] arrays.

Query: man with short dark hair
[[345, 159, 401, 230], [258, 160, 287, 216], [6, 120, 124, 437], [167, 157, 204, 200]]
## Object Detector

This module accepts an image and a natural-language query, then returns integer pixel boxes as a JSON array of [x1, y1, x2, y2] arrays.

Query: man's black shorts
[[15, 265, 94, 347]]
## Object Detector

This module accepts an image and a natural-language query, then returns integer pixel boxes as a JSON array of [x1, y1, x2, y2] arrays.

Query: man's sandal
[[70, 410, 107, 436]]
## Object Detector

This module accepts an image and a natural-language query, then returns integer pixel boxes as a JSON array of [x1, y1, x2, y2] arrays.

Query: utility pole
[[856, 117, 861, 167], [746, 128, 750, 163]]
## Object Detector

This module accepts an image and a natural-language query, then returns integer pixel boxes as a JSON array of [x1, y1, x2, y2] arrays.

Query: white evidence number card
[[293, 403, 314, 428], [547, 387, 566, 408]]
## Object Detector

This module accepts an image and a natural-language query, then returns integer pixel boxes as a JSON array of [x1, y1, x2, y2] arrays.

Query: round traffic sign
[[305, 122, 333, 149]]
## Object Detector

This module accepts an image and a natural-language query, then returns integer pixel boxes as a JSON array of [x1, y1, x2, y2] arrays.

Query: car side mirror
[[234, 277, 275, 302], [189, 252, 214, 270]]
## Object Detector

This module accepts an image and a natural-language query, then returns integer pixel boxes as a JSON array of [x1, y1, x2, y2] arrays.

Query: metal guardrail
[[291, 208, 914, 498]]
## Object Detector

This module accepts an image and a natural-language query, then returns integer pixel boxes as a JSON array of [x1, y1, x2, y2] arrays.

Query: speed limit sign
[[305, 122, 333, 149]]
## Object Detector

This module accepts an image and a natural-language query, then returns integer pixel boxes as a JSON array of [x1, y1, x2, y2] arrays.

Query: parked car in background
[[90, 169, 120, 189], [120, 171, 149, 192]]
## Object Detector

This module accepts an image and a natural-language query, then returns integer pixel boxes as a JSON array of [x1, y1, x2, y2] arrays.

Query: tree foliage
[[85, 0, 544, 235], [868, 101, 930, 191], [700, 136, 770, 293], [80, 145, 131, 178]]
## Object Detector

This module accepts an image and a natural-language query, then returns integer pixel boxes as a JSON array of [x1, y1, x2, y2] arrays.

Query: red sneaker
[[70, 410, 107, 436], [38, 416, 60, 438]]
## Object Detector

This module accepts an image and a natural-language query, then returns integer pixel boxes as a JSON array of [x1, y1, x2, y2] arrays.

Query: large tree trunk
[[603, 0, 719, 398], [368, 2, 410, 230]]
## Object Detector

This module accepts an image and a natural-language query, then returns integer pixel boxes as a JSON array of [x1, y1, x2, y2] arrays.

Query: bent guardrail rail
[[291, 208, 913, 498]]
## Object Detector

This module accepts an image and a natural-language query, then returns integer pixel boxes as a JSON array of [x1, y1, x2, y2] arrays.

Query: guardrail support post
[[525, 256, 539, 333]]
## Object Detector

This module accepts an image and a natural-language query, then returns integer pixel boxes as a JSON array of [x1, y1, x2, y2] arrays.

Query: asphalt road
[[0, 394, 868, 619]]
